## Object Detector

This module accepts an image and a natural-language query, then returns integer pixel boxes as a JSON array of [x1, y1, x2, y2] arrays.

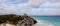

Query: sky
[[0, 0, 60, 15]]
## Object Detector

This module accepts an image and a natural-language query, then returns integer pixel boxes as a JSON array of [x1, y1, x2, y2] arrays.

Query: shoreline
[[31, 18, 54, 26]]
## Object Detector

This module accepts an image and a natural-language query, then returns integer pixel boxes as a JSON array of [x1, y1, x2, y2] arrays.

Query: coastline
[[31, 17, 54, 26], [0, 14, 37, 26]]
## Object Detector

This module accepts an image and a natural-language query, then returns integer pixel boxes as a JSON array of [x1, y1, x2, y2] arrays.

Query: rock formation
[[0, 14, 37, 26]]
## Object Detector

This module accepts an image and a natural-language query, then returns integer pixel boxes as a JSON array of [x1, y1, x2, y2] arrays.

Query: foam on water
[[32, 19, 54, 26]]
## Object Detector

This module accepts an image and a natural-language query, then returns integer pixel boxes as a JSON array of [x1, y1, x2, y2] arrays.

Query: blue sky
[[0, 0, 60, 15]]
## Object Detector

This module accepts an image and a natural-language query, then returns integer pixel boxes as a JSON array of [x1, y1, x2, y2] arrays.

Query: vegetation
[[0, 14, 24, 25], [0, 14, 37, 26]]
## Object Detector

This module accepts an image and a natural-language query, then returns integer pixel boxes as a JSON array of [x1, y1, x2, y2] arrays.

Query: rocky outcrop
[[0, 14, 37, 26], [17, 17, 37, 26]]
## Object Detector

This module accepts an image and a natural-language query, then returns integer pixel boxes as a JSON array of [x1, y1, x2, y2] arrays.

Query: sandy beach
[[1, 23, 15, 26], [0, 19, 54, 26]]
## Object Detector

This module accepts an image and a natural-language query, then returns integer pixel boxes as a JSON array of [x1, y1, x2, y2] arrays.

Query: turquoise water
[[31, 16, 60, 26]]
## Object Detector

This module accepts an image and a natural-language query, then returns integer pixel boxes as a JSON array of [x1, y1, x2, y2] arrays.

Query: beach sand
[[1, 23, 15, 26], [0, 20, 54, 26]]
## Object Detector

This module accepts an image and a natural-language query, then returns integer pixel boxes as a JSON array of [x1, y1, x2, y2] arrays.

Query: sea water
[[31, 16, 60, 26]]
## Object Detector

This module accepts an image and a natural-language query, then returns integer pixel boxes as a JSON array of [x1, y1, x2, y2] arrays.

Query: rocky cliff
[[0, 14, 37, 26]]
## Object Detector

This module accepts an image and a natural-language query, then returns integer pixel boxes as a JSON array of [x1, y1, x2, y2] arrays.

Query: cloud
[[26, 0, 45, 8], [0, 0, 21, 14], [48, 0, 60, 3], [40, 2, 60, 9], [28, 0, 60, 8], [17, 0, 60, 8], [0, 0, 60, 15], [17, 0, 46, 8]]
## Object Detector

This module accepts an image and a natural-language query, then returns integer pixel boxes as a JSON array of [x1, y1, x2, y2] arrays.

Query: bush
[[0, 14, 24, 25]]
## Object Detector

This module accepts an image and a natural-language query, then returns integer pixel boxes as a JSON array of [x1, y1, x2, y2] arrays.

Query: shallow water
[[31, 16, 60, 26]]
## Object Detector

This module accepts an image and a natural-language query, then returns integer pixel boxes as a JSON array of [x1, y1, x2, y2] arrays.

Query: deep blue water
[[31, 16, 60, 26]]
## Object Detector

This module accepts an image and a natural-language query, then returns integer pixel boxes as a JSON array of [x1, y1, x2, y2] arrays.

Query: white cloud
[[40, 2, 60, 9], [26, 0, 45, 8], [17, 0, 46, 8], [0, 0, 60, 15], [48, 0, 60, 3], [0, 0, 18, 14], [17, 0, 60, 8]]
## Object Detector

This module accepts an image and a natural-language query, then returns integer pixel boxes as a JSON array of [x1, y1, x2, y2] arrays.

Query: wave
[[32, 18, 54, 26]]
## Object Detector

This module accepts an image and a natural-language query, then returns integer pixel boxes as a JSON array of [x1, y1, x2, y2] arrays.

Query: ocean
[[30, 16, 60, 26]]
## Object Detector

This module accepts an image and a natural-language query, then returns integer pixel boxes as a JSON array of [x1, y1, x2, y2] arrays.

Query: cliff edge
[[0, 14, 37, 26]]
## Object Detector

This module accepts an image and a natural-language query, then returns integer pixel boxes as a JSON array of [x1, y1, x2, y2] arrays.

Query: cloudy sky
[[0, 0, 60, 15]]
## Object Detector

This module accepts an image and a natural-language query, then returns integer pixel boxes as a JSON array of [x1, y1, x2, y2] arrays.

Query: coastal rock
[[0, 14, 37, 26]]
